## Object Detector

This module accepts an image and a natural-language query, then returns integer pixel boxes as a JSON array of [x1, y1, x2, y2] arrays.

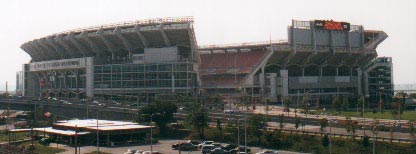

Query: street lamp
[[142, 113, 160, 153], [302, 90, 314, 131], [363, 94, 370, 136], [328, 118, 337, 154], [372, 124, 384, 154], [400, 92, 407, 123], [378, 87, 384, 119]]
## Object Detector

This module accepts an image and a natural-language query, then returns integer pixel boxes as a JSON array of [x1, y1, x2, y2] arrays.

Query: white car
[[256, 150, 278, 154], [198, 141, 214, 149], [142, 151, 161, 154]]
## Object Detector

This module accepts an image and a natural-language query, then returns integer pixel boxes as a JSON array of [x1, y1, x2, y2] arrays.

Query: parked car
[[221, 144, 238, 151], [179, 142, 198, 151], [142, 151, 162, 154], [188, 140, 201, 145], [172, 142, 198, 151], [199, 141, 214, 149], [256, 150, 278, 154], [201, 145, 216, 154], [230, 146, 251, 154], [38, 137, 53, 146], [172, 142, 182, 149], [210, 147, 229, 154]]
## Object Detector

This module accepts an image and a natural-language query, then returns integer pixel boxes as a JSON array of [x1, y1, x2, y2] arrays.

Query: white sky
[[0, 0, 415, 91]]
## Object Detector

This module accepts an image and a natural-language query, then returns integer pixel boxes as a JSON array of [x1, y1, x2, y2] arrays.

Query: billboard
[[28, 57, 89, 71], [314, 20, 350, 31]]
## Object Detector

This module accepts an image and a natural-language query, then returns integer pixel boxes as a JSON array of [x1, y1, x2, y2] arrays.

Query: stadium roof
[[21, 16, 197, 62]]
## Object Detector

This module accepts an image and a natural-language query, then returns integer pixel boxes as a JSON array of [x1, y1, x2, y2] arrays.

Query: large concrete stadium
[[16, 17, 393, 106]]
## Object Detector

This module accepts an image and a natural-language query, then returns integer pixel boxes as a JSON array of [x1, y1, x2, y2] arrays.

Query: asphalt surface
[[53, 139, 307, 154]]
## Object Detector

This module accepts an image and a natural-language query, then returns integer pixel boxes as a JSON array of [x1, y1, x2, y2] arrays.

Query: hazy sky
[[0, 0, 415, 91]]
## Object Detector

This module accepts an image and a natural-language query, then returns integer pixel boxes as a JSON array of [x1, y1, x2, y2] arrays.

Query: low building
[[9, 119, 153, 146]]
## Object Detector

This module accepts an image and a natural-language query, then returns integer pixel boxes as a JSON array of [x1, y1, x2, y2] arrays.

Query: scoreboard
[[314, 20, 350, 31]]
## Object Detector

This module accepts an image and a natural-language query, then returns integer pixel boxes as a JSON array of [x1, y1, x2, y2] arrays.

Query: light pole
[[96, 110, 100, 153], [378, 87, 384, 119], [364, 95, 370, 136], [372, 124, 384, 154], [142, 113, 160, 153], [302, 90, 314, 131], [328, 118, 337, 154], [150, 114, 154, 153], [237, 119, 240, 154], [400, 92, 407, 124]]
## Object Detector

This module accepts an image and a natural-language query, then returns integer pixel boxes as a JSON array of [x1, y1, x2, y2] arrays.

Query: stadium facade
[[16, 17, 393, 106]]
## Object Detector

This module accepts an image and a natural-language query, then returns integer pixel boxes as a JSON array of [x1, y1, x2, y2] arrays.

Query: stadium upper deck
[[21, 16, 197, 63]]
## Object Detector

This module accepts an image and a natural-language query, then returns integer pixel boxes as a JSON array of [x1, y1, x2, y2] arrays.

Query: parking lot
[[53, 139, 306, 154]]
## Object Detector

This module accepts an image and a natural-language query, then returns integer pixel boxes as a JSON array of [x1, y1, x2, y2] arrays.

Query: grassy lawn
[[17, 141, 66, 154], [0, 132, 29, 142], [311, 110, 416, 121]]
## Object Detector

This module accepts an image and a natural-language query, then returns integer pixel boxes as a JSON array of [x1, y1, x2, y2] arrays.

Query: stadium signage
[[29, 58, 87, 71], [314, 20, 350, 31]]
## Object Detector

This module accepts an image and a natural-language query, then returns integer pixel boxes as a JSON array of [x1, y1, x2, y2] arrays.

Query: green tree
[[345, 117, 356, 142], [409, 121, 415, 143], [391, 97, 404, 119], [284, 99, 291, 115], [249, 114, 269, 142], [189, 111, 210, 139], [322, 134, 329, 147], [319, 118, 328, 133], [139, 101, 178, 133], [278, 114, 285, 130], [294, 115, 301, 130], [332, 95, 341, 112], [342, 96, 349, 112], [216, 118, 222, 131], [362, 135, 370, 150], [357, 96, 366, 116], [213, 94, 223, 110]]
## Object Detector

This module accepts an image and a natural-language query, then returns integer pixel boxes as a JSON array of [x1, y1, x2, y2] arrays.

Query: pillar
[[280, 70, 289, 98], [85, 57, 94, 99]]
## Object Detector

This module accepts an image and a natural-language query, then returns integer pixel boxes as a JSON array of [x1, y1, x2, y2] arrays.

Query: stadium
[[16, 16, 393, 106]]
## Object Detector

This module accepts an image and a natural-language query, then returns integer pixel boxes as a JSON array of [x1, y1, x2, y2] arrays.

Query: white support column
[[46, 37, 65, 58], [33, 40, 53, 60], [68, 33, 86, 57], [302, 67, 305, 76], [39, 38, 58, 58], [81, 31, 101, 55], [85, 57, 94, 99], [114, 27, 133, 59], [97, 29, 116, 60], [56, 34, 78, 57], [134, 25, 149, 48], [320, 67, 323, 77], [336, 67, 339, 76], [280, 70, 289, 98], [159, 24, 171, 46], [357, 68, 363, 96]]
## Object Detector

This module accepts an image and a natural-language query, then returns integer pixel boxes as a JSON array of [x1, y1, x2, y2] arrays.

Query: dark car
[[188, 140, 201, 145], [39, 138, 53, 145], [221, 144, 238, 151], [172, 142, 197, 151], [179, 142, 197, 151], [229, 146, 251, 154]]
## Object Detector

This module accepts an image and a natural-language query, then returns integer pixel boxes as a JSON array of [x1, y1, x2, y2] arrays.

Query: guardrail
[[266, 128, 415, 144]]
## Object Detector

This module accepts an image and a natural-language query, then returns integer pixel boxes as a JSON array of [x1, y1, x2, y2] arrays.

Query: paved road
[[53, 139, 307, 154]]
